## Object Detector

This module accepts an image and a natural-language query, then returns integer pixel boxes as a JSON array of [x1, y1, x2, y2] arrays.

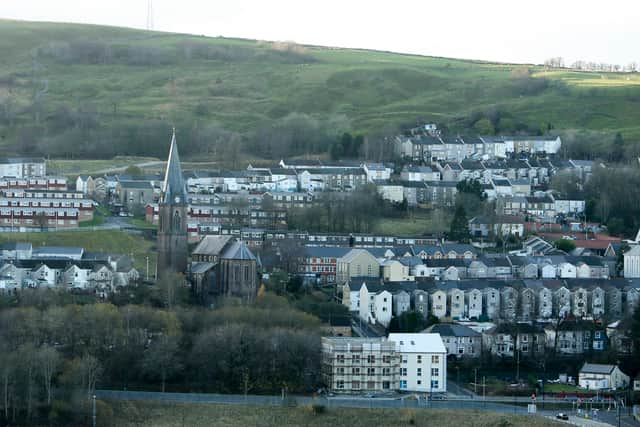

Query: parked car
[[556, 413, 569, 420]]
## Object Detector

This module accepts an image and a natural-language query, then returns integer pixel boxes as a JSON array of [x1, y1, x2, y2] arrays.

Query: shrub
[[305, 403, 326, 415], [401, 408, 416, 425]]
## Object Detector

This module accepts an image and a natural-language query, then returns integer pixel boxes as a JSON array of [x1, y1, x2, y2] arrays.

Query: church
[[156, 130, 258, 302], [190, 235, 258, 301], [156, 129, 188, 279]]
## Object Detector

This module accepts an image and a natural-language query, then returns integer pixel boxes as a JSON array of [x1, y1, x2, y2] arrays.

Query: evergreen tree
[[611, 132, 625, 163], [449, 205, 470, 241]]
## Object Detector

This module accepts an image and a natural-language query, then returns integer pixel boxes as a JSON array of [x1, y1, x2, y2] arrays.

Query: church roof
[[192, 235, 233, 256], [161, 130, 187, 204], [221, 241, 256, 261]]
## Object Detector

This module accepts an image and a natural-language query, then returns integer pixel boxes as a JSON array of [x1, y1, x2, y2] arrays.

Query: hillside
[[0, 19, 639, 163]]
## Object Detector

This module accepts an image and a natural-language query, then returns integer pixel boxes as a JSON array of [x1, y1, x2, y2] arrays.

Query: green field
[[47, 156, 161, 175], [0, 229, 156, 272], [374, 210, 449, 236], [0, 19, 639, 163], [103, 401, 562, 427]]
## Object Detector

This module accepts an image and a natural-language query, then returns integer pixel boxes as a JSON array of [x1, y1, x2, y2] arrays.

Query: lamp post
[[92, 394, 96, 427], [474, 368, 478, 395]]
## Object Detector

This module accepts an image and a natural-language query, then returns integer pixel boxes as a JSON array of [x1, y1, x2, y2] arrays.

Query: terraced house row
[[0, 243, 140, 295], [342, 278, 640, 327]]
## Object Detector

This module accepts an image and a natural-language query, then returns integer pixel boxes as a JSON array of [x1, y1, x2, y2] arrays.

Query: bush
[[305, 403, 326, 415], [401, 408, 416, 425]]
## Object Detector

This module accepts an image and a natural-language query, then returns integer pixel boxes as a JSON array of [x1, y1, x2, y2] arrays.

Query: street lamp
[[92, 394, 97, 427]]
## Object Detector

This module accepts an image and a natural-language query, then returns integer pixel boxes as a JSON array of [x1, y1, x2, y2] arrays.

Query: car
[[364, 393, 376, 398], [429, 394, 447, 401], [556, 413, 569, 420]]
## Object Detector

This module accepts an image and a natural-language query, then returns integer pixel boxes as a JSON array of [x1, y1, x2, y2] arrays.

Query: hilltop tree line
[[0, 289, 322, 425], [37, 39, 316, 66], [544, 57, 639, 73]]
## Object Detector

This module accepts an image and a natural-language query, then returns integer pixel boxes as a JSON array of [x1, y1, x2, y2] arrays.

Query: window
[[400, 380, 407, 389], [352, 355, 360, 364], [383, 381, 390, 390], [401, 368, 407, 376], [401, 356, 408, 363], [417, 355, 422, 364], [417, 368, 422, 377], [337, 380, 344, 389], [172, 210, 181, 231], [352, 381, 360, 389], [367, 368, 375, 376], [431, 380, 439, 389], [337, 367, 344, 375], [417, 380, 422, 385], [431, 368, 439, 377], [352, 367, 360, 375], [336, 354, 345, 364], [382, 367, 390, 376], [431, 355, 439, 364], [367, 355, 376, 364], [382, 355, 391, 364]]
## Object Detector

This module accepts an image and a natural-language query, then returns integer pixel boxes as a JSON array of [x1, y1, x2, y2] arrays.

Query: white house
[[388, 333, 447, 393], [448, 288, 465, 319], [578, 363, 629, 390], [359, 284, 392, 327], [557, 262, 577, 278], [466, 288, 484, 319], [363, 163, 392, 182], [430, 289, 448, 319], [623, 245, 640, 278], [400, 166, 441, 182]]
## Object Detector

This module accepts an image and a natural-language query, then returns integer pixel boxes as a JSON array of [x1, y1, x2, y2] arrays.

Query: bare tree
[[141, 334, 182, 393], [36, 345, 61, 405]]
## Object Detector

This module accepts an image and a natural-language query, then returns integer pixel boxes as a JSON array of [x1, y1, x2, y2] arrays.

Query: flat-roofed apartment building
[[322, 337, 398, 393], [0, 157, 46, 178]]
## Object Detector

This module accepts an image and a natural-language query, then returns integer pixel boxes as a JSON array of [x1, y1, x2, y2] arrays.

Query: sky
[[2, 0, 639, 65]]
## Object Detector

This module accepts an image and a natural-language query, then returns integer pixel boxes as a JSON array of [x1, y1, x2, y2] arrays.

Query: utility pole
[[516, 346, 520, 383], [146, 0, 154, 30], [92, 394, 97, 427], [482, 376, 486, 401], [474, 368, 478, 394]]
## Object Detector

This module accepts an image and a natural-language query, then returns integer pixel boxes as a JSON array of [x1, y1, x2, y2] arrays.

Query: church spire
[[161, 128, 187, 204]]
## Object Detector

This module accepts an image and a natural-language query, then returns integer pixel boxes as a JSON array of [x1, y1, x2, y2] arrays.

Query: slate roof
[[580, 363, 616, 375], [221, 240, 256, 261], [161, 131, 188, 204], [0, 242, 32, 251], [303, 246, 351, 258], [192, 235, 233, 256], [190, 262, 216, 274], [32, 246, 83, 258], [405, 166, 434, 173], [118, 181, 153, 189], [425, 323, 481, 337]]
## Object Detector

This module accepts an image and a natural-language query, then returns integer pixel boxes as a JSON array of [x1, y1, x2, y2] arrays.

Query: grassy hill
[[0, 19, 639, 163]]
